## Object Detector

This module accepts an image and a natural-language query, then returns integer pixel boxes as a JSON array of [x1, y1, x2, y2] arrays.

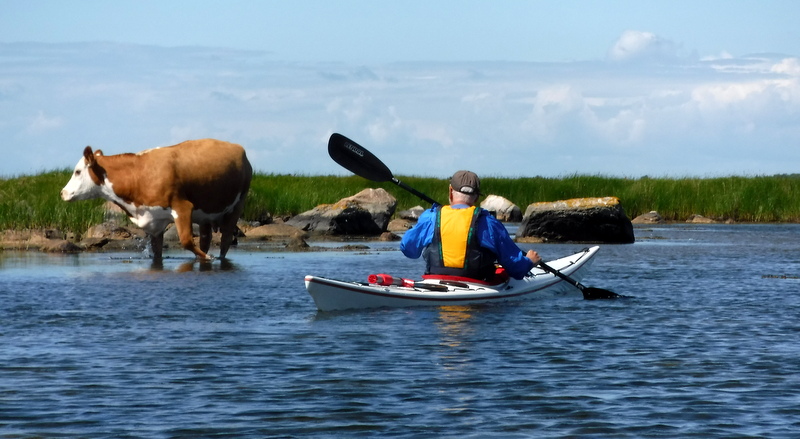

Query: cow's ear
[[83, 146, 95, 164]]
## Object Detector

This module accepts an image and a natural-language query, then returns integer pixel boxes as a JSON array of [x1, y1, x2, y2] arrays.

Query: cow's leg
[[150, 231, 164, 261], [199, 222, 213, 254], [173, 202, 211, 260], [218, 202, 245, 259], [219, 226, 234, 260], [218, 219, 234, 260]]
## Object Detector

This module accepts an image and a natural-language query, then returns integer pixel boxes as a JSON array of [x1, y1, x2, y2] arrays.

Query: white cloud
[[607, 30, 682, 63], [772, 58, 800, 76], [700, 51, 734, 62], [691, 81, 769, 107], [2, 42, 800, 178], [523, 85, 589, 143]]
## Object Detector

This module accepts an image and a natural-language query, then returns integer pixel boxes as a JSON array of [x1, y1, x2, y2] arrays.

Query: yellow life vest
[[423, 205, 497, 280], [438, 205, 477, 268]]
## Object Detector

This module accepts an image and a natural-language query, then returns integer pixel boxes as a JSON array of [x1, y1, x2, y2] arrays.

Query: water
[[2, 224, 800, 438]]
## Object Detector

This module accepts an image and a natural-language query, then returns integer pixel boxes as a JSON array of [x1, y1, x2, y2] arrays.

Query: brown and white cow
[[61, 139, 253, 261]]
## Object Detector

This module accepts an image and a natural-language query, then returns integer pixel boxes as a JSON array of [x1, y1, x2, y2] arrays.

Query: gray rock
[[387, 218, 414, 233], [686, 214, 717, 224], [517, 196, 635, 243], [246, 223, 307, 239], [398, 205, 426, 220], [85, 222, 141, 239], [286, 188, 397, 236], [41, 240, 83, 253], [480, 195, 522, 222], [163, 223, 199, 242], [632, 211, 665, 224]]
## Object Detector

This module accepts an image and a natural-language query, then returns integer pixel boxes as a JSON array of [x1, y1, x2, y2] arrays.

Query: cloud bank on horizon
[[1, 29, 799, 178]]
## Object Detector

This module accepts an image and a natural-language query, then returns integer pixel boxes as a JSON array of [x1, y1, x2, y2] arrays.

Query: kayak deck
[[304, 246, 600, 311]]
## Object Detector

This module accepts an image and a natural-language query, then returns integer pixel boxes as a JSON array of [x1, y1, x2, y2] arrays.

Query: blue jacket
[[400, 204, 535, 280]]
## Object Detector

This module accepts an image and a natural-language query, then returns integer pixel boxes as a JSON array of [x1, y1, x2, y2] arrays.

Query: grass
[[0, 170, 105, 234], [3, 171, 800, 236]]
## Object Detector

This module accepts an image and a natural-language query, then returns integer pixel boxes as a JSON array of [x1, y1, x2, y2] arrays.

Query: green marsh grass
[[3, 171, 800, 236], [0, 170, 104, 234]]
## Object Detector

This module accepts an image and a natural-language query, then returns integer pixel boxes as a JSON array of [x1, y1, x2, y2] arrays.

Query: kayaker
[[400, 170, 541, 281]]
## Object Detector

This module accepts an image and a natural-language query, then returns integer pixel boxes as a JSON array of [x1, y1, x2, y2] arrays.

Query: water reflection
[[0, 251, 244, 275], [434, 306, 478, 371], [436, 306, 476, 342], [155, 258, 238, 273]]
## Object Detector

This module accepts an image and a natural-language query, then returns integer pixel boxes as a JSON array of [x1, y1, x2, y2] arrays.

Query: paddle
[[328, 133, 438, 205], [537, 262, 620, 300], [327, 132, 621, 300]]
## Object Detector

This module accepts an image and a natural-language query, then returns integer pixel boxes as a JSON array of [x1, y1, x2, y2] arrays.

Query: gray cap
[[450, 170, 480, 195]]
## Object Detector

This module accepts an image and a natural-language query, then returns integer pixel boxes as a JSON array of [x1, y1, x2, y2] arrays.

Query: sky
[[1, 0, 799, 178]]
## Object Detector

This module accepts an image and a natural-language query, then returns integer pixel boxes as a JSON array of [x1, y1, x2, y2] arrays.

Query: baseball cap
[[450, 170, 480, 195]]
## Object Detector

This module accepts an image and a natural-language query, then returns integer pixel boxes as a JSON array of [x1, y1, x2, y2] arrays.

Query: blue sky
[[2, 0, 799, 177]]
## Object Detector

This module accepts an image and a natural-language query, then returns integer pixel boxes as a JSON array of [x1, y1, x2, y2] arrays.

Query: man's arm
[[399, 208, 436, 259], [482, 213, 539, 279]]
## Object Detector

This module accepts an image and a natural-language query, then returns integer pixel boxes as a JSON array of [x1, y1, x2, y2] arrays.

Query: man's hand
[[526, 249, 541, 265]]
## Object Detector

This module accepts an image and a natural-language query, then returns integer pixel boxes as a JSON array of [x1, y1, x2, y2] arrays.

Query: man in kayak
[[400, 170, 541, 281]]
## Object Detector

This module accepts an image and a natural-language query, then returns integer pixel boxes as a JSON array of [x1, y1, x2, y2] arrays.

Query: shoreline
[[0, 226, 403, 255], [2, 221, 794, 256]]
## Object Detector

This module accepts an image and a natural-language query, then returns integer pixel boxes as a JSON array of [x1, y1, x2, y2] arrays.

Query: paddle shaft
[[392, 177, 438, 205], [538, 261, 587, 291], [538, 261, 620, 300]]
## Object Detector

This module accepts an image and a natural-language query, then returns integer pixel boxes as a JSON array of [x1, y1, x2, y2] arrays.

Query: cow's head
[[60, 146, 107, 201]]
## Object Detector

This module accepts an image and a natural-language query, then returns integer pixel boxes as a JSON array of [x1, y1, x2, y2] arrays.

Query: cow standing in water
[[61, 139, 253, 261]]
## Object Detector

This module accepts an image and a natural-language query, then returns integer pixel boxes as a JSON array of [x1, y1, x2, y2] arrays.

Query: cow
[[61, 139, 253, 261]]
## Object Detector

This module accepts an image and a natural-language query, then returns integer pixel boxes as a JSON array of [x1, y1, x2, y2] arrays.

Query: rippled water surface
[[2, 224, 800, 438]]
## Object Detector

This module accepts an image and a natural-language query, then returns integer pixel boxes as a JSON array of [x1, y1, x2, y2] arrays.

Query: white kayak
[[304, 246, 601, 311]]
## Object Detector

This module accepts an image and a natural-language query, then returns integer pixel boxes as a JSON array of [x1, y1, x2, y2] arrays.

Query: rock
[[480, 195, 522, 222], [246, 223, 307, 239], [1, 229, 86, 252], [632, 211, 665, 224], [343, 188, 397, 229], [286, 188, 397, 236], [163, 223, 197, 242], [398, 205, 426, 220], [85, 222, 141, 239], [80, 237, 111, 249], [686, 214, 716, 224], [517, 196, 635, 243], [285, 236, 310, 250], [40, 239, 83, 253], [102, 201, 128, 224], [515, 235, 545, 244], [387, 218, 414, 233], [44, 229, 66, 240], [2, 229, 34, 242], [379, 231, 400, 241]]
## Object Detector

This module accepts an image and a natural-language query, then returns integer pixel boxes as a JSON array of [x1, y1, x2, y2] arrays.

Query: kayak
[[304, 246, 600, 311]]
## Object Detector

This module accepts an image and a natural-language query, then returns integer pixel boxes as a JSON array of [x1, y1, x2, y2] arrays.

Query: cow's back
[[148, 139, 252, 214]]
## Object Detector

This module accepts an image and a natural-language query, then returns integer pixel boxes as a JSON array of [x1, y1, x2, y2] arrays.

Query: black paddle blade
[[581, 287, 623, 300], [538, 261, 622, 300], [328, 133, 393, 182]]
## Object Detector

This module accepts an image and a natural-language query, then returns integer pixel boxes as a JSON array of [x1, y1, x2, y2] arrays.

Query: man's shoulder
[[476, 208, 508, 230], [418, 206, 438, 219], [476, 207, 499, 220]]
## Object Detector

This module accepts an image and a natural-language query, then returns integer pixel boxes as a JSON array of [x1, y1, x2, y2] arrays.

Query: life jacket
[[423, 205, 497, 281]]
